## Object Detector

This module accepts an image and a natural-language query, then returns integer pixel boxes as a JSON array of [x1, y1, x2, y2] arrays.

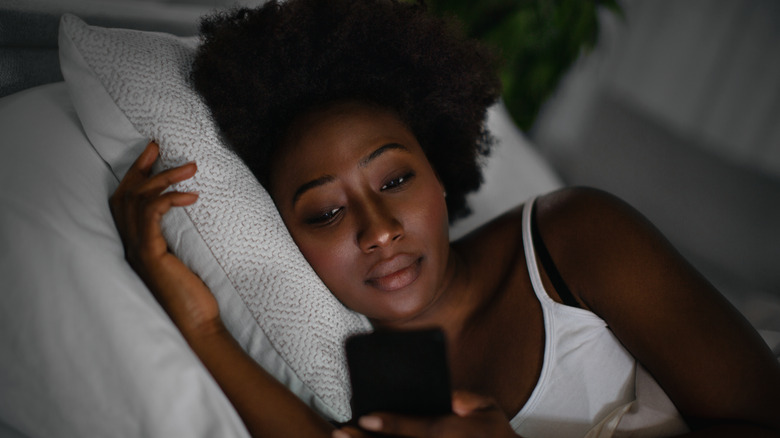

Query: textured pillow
[[58, 13, 371, 422]]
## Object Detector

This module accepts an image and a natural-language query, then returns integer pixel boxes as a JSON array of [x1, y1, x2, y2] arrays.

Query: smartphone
[[345, 328, 452, 419]]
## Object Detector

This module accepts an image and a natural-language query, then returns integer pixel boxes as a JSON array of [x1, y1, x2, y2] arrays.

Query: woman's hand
[[335, 391, 520, 438], [111, 142, 337, 437], [109, 141, 218, 337]]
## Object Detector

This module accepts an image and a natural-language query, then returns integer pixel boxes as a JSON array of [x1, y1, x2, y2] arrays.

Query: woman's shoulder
[[467, 187, 662, 308], [534, 186, 700, 311], [453, 186, 650, 287], [458, 186, 635, 247], [451, 186, 615, 254], [534, 186, 639, 232]]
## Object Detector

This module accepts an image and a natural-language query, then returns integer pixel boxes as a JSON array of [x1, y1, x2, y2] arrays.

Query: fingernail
[[332, 430, 350, 438], [358, 416, 382, 431]]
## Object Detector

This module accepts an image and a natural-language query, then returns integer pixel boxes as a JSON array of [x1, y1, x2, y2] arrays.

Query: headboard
[[0, 0, 262, 98]]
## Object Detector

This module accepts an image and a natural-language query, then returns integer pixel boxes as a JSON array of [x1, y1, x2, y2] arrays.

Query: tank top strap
[[521, 196, 555, 306], [522, 196, 583, 309]]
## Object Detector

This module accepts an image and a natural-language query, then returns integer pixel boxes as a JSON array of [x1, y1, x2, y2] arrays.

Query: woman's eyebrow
[[359, 143, 409, 168], [292, 143, 409, 207], [292, 174, 335, 206]]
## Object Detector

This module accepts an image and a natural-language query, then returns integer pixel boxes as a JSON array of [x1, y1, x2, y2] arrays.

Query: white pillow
[[58, 13, 371, 422], [0, 82, 249, 437]]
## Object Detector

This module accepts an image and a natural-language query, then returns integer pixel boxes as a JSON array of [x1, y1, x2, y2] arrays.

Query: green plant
[[425, 0, 621, 131]]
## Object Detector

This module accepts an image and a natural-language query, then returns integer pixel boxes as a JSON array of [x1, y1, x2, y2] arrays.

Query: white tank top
[[510, 198, 689, 438]]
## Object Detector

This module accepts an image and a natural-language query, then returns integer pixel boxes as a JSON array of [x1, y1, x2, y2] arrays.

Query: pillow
[[58, 13, 372, 422], [0, 82, 248, 437]]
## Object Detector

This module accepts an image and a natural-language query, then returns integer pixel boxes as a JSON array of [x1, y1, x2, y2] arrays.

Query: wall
[[535, 0, 780, 177]]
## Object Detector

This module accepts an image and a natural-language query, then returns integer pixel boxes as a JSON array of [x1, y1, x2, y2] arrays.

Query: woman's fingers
[[332, 426, 371, 438], [451, 390, 498, 417], [109, 140, 199, 268], [114, 141, 159, 195], [114, 141, 197, 200], [357, 412, 515, 438], [133, 160, 197, 197], [137, 191, 199, 257], [359, 413, 434, 436], [352, 391, 516, 438], [111, 141, 197, 217]]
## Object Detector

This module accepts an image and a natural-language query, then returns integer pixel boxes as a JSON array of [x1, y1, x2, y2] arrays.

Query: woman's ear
[[432, 168, 446, 197]]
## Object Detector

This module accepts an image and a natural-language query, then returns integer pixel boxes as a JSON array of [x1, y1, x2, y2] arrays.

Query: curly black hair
[[191, 0, 501, 221]]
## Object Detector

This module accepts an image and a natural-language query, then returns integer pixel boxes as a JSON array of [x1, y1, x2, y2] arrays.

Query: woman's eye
[[381, 171, 415, 191], [305, 207, 343, 225]]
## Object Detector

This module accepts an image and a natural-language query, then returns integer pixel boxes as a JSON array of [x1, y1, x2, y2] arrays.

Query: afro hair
[[191, 0, 501, 221]]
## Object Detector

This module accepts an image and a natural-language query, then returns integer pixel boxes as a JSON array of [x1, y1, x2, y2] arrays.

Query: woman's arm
[[535, 187, 780, 436], [181, 321, 335, 437], [110, 142, 334, 438]]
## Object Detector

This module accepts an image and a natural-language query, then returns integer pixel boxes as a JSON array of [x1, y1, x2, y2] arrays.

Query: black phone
[[345, 328, 452, 419]]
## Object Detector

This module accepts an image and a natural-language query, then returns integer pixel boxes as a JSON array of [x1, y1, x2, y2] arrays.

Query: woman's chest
[[448, 270, 546, 418]]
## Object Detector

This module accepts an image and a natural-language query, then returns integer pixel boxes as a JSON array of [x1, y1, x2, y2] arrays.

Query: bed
[[0, 1, 777, 437]]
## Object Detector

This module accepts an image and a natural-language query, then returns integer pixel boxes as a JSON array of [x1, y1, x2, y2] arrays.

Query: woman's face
[[269, 101, 451, 326]]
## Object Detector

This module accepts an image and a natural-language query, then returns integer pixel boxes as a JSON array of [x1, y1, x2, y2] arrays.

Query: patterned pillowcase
[[58, 13, 371, 422]]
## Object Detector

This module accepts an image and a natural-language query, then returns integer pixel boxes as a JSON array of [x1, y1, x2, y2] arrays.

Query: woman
[[109, 0, 780, 436]]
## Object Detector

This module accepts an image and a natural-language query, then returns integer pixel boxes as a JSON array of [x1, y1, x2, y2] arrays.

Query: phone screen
[[345, 328, 452, 419]]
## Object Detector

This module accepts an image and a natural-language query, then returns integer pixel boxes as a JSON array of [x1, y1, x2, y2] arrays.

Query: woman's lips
[[366, 254, 422, 292]]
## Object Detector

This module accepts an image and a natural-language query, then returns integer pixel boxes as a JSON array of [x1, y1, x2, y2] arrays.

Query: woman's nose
[[357, 197, 404, 253]]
